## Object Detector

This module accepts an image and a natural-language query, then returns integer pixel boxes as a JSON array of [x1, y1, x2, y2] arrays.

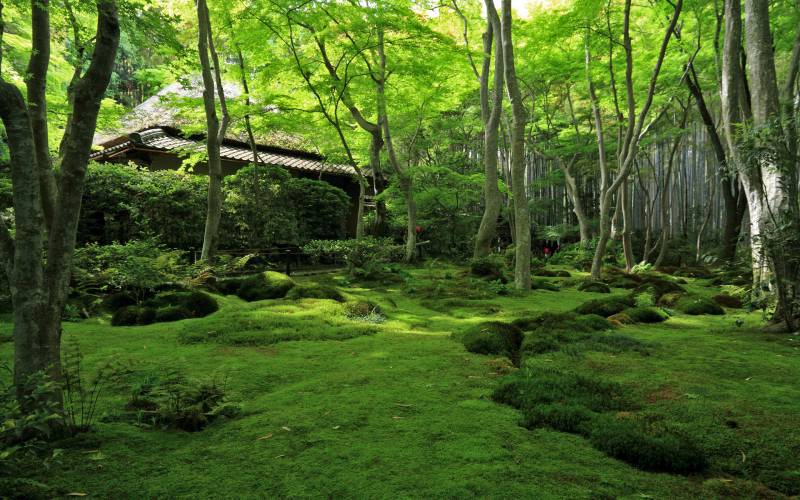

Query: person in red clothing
[[543, 246, 551, 259]]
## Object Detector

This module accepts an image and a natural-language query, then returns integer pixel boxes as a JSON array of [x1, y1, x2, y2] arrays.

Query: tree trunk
[[500, 0, 530, 290], [473, 2, 504, 258], [0, 0, 119, 410], [197, 0, 229, 261]]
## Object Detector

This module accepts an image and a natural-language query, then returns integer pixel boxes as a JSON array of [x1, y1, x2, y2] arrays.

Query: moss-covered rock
[[578, 281, 611, 294], [237, 271, 296, 301], [285, 284, 346, 302], [675, 296, 725, 315], [458, 321, 523, 358], [575, 297, 635, 317], [623, 306, 669, 324]]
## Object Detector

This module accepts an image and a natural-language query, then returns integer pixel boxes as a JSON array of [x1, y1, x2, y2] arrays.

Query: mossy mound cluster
[[218, 271, 296, 302], [343, 300, 383, 317], [509, 312, 647, 357], [574, 296, 635, 317], [111, 291, 218, 326], [456, 321, 524, 360], [493, 367, 707, 474], [675, 296, 725, 315], [285, 284, 346, 302], [577, 280, 611, 293]]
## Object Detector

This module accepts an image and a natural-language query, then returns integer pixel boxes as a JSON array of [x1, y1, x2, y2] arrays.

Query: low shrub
[[111, 306, 141, 326], [675, 296, 725, 315], [712, 294, 743, 308], [285, 284, 346, 302], [155, 306, 193, 323], [343, 300, 385, 323], [458, 322, 523, 360], [623, 306, 669, 324], [574, 297, 634, 317], [136, 307, 157, 325], [577, 281, 611, 293], [236, 271, 295, 301], [588, 416, 707, 474]]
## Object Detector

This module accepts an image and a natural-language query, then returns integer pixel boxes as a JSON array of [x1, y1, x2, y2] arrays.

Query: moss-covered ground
[[1, 263, 798, 498]]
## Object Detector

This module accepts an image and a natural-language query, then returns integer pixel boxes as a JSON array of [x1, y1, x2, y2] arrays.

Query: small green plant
[[633, 291, 655, 308]]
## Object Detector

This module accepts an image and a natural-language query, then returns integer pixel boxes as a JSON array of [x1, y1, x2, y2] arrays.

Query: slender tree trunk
[[375, 28, 416, 262], [621, 179, 635, 271], [473, 2, 504, 258], [197, 0, 229, 261], [500, 0, 530, 290]]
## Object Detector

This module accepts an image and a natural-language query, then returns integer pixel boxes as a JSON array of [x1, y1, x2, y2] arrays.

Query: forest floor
[[1, 263, 799, 498]]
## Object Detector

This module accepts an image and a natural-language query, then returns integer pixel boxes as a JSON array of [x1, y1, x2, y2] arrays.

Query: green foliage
[[303, 238, 404, 273], [73, 240, 189, 300], [124, 373, 239, 432], [712, 294, 743, 309], [548, 244, 594, 270], [222, 165, 350, 248], [79, 163, 207, 249]]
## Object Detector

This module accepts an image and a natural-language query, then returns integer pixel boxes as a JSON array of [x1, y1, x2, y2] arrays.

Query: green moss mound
[[577, 281, 611, 293], [574, 297, 635, 317], [237, 272, 296, 301], [531, 279, 560, 291], [155, 305, 193, 323], [676, 296, 725, 315], [494, 368, 704, 474], [285, 284, 346, 302], [623, 306, 669, 324], [588, 416, 707, 474], [512, 312, 642, 357], [458, 321, 523, 359], [512, 312, 611, 334], [632, 275, 685, 300], [136, 307, 157, 325], [712, 294, 743, 308], [657, 292, 684, 307]]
